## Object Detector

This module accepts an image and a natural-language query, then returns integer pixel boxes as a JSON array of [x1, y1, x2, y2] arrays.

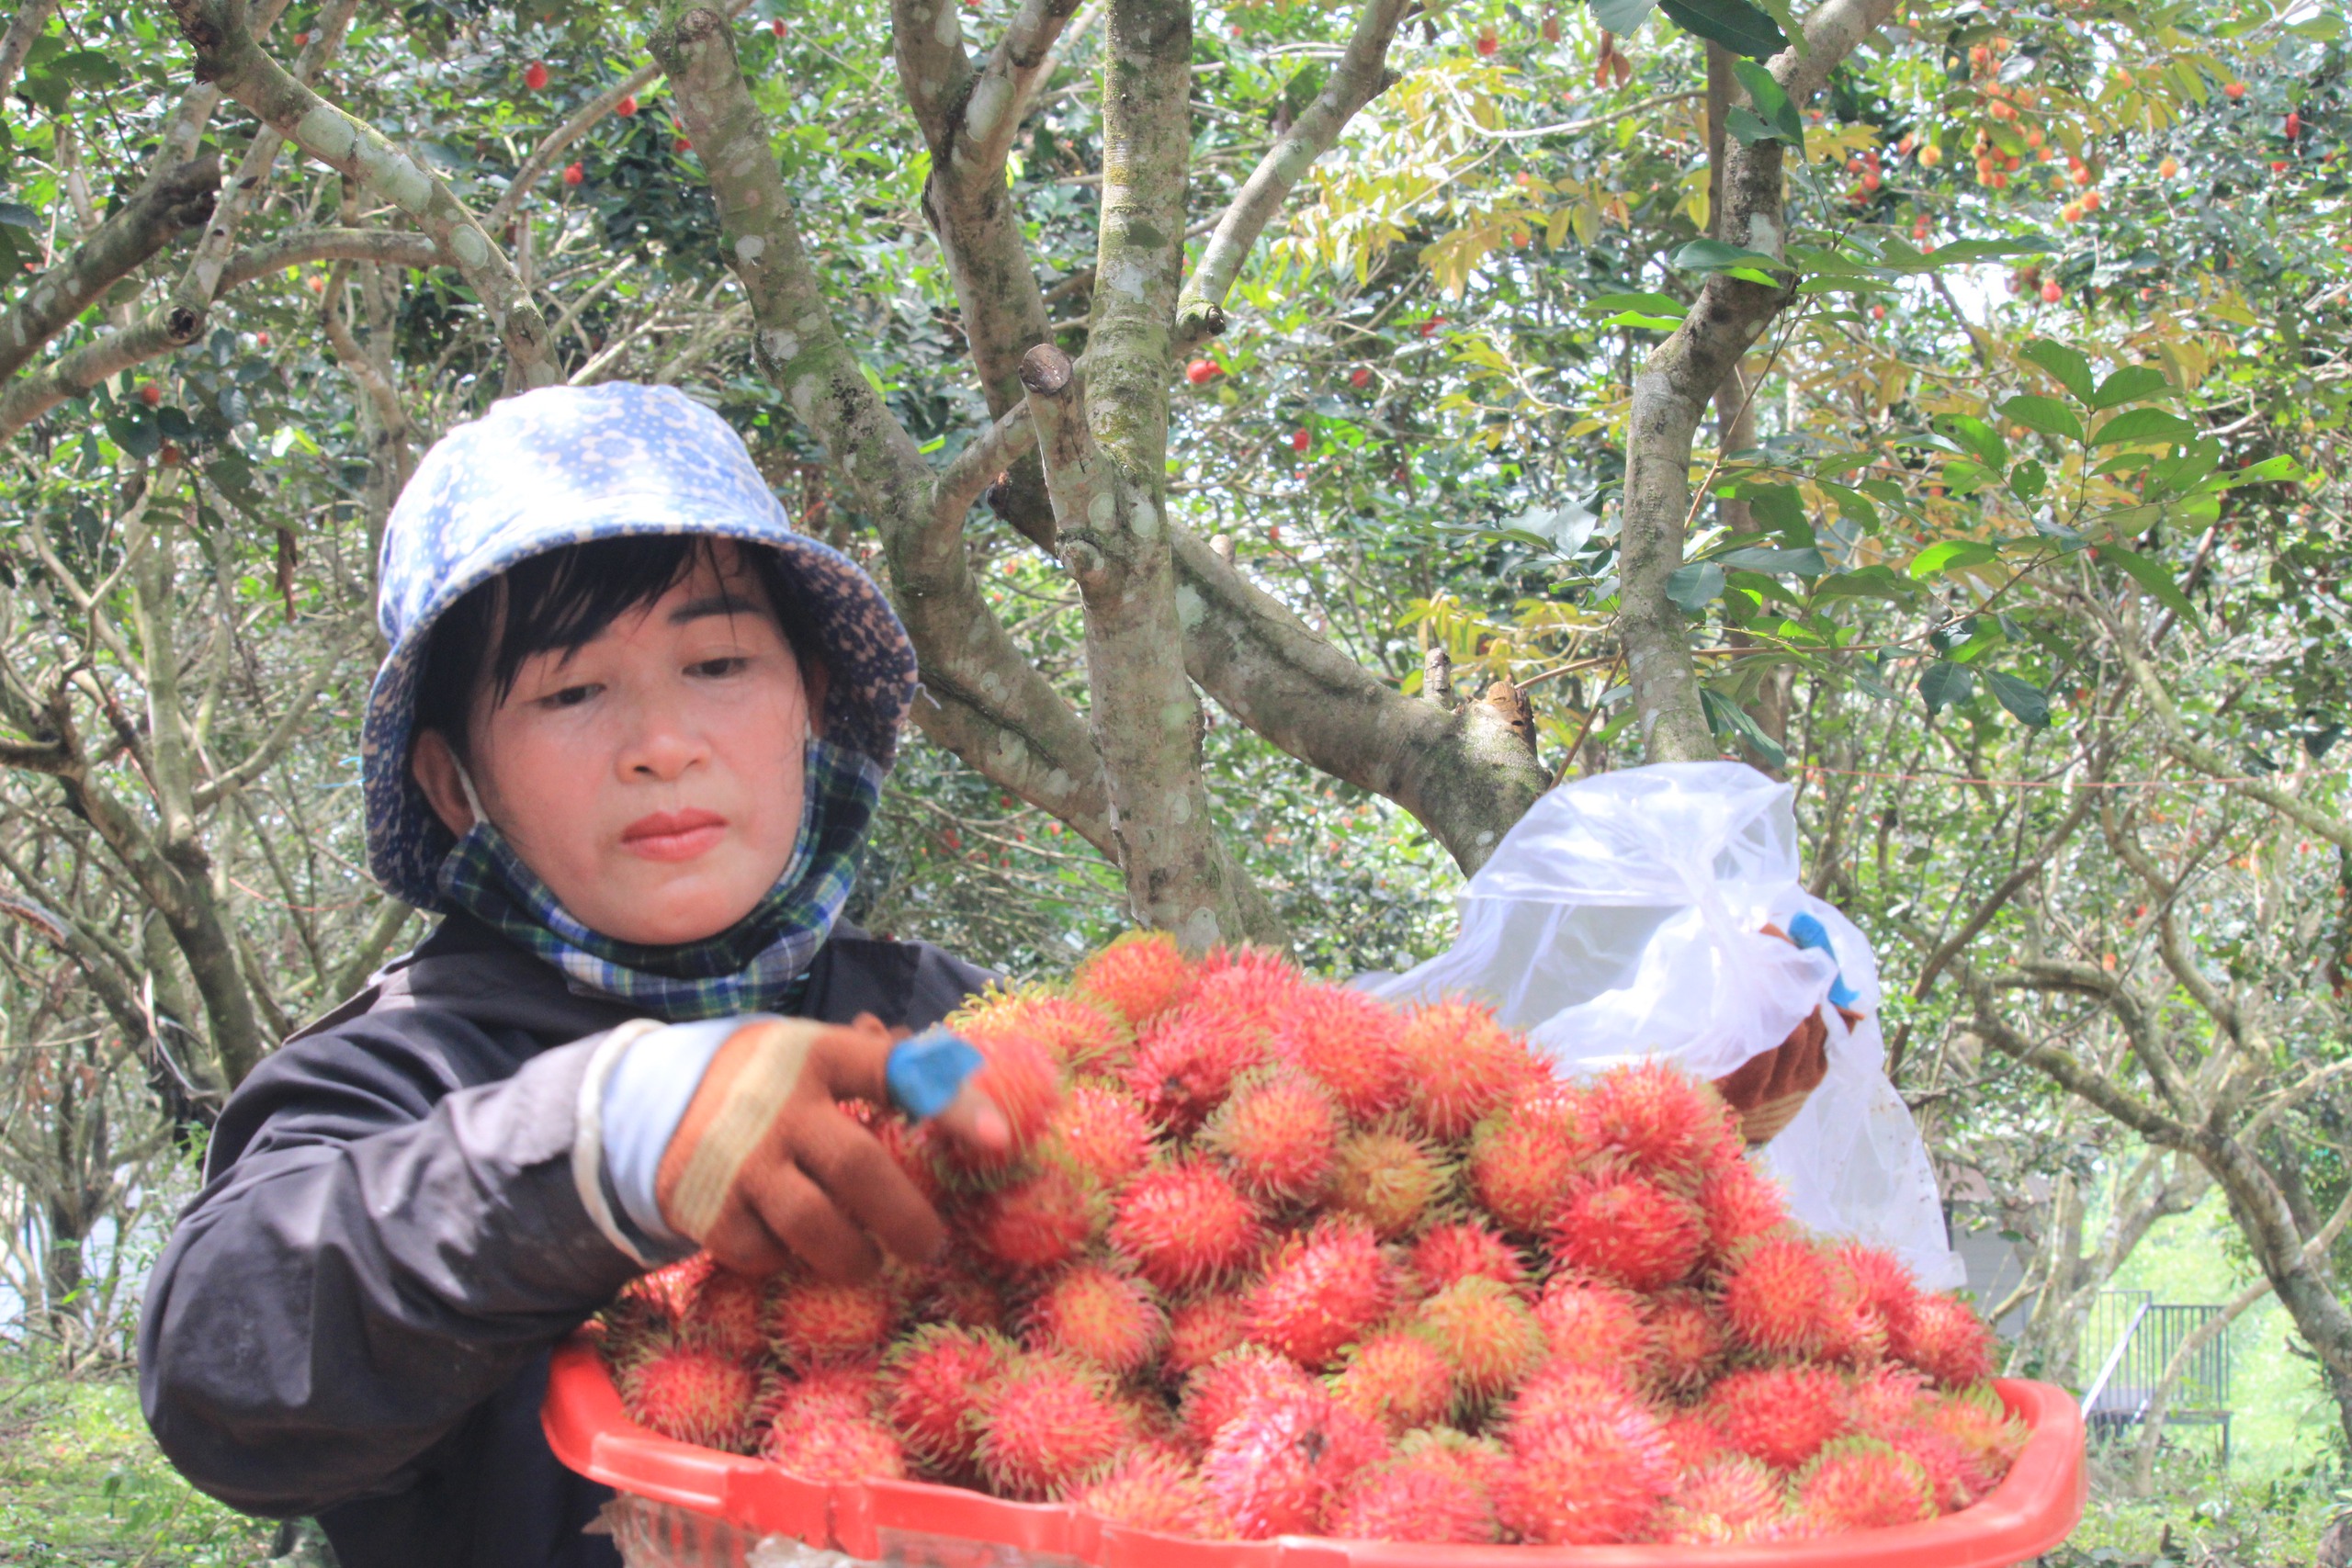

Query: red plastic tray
[[544, 1333, 2086, 1567]]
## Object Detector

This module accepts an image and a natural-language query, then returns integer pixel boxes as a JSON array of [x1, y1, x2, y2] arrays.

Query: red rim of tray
[[544, 1333, 2086, 1567]]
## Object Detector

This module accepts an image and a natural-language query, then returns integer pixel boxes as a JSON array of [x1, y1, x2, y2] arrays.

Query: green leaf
[[1816, 481, 1878, 529], [1937, 414, 2008, 472], [1811, 566, 1916, 603], [106, 412, 159, 460], [1671, 239, 1793, 276], [1667, 560, 1726, 610], [2092, 407, 2196, 446], [0, 201, 36, 229], [1724, 106, 1781, 147], [1983, 670, 2052, 728], [1997, 394, 2083, 444], [2220, 453, 2303, 486], [2021, 339, 2096, 403], [1918, 661, 1973, 716], [1910, 539, 2001, 580], [1590, 0, 1660, 30], [2096, 543, 2201, 627], [1744, 483, 1808, 540], [2008, 459, 2046, 502], [1657, 0, 1788, 57], [1730, 57, 1805, 151], [2089, 365, 2172, 409], [1701, 687, 1789, 769], [1582, 291, 1686, 317], [1716, 544, 1827, 576]]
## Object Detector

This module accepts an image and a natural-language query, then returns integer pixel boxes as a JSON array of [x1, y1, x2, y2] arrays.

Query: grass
[[0, 1355, 274, 1566], [2045, 1443, 2341, 1568]]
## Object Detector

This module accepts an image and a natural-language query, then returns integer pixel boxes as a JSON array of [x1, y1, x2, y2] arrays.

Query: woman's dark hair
[[413, 535, 825, 759]]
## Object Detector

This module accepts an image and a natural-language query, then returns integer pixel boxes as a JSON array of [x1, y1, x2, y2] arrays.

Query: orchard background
[[0, 0, 2348, 1558]]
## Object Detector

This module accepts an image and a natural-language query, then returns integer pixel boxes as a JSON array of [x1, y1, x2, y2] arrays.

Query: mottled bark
[[0, 156, 219, 383], [220, 227, 439, 293], [0, 307, 208, 439], [0, 0, 59, 101]]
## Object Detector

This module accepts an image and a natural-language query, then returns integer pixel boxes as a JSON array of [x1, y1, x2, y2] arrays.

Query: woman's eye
[[688, 656, 751, 678], [540, 684, 599, 708]]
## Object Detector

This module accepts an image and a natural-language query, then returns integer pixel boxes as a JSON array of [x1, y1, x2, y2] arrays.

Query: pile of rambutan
[[599, 932, 2024, 1546]]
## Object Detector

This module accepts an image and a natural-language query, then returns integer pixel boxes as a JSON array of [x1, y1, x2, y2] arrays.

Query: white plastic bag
[[1365, 761, 1962, 1290]]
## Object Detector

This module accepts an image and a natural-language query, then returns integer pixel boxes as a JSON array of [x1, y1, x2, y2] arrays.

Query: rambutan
[[1586, 1057, 1737, 1179], [1163, 1290, 1256, 1379], [1275, 984, 1410, 1121], [765, 1274, 896, 1368], [1843, 1365, 1932, 1439], [1658, 1409, 1735, 1470], [1496, 1395, 1676, 1544], [971, 1355, 1136, 1500], [617, 1337, 763, 1452], [1840, 1243, 1923, 1337], [1923, 1383, 2027, 1496], [1657, 1454, 1785, 1545], [1697, 1144, 1789, 1255], [1396, 998, 1541, 1143], [761, 1415, 907, 1482], [672, 1258, 767, 1363], [873, 1115, 945, 1205], [1248, 1218, 1398, 1370], [1329, 1330, 1453, 1434], [1074, 1450, 1231, 1538], [768, 1361, 882, 1425], [1108, 1159, 1265, 1292], [1532, 1272, 1652, 1375], [1408, 1219, 1527, 1297], [1046, 1083, 1153, 1192], [1888, 1417, 1980, 1511], [1415, 1277, 1545, 1404], [951, 985, 1127, 1072], [1204, 1070, 1341, 1203], [612, 1256, 695, 1329], [1551, 1164, 1705, 1291], [964, 1028, 1062, 1162], [1324, 1444, 1501, 1543], [1199, 1382, 1387, 1538], [1074, 931, 1195, 1029], [1721, 1234, 1838, 1356], [883, 1325, 1012, 1473], [1466, 1085, 1592, 1235], [1644, 1288, 1727, 1393], [910, 1251, 1010, 1331], [1024, 1262, 1166, 1376], [1707, 1363, 1851, 1470], [1328, 1127, 1448, 1239], [1894, 1293, 1996, 1388], [1194, 942, 1303, 990], [1123, 1009, 1269, 1134], [1504, 1360, 1641, 1435], [972, 1162, 1103, 1270], [1792, 1437, 1936, 1531], [1181, 1347, 1319, 1449]]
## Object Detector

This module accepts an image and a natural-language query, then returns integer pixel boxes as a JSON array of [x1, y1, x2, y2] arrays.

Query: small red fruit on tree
[[1184, 358, 1221, 385], [139, 383, 163, 406], [2222, 81, 2246, 100], [1350, 367, 1372, 389], [523, 60, 549, 92], [1291, 429, 1310, 454], [562, 162, 585, 186], [2039, 279, 2062, 303], [2158, 155, 2178, 178], [2081, 188, 2100, 211], [674, 136, 694, 152], [291, 30, 309, 45], [158, 443, 183, 467], [616, 94, 638, 117], [1475, 27, 1499, 55], [255, 332, 271, 346], [2285, 111, 2301, 138], [2271, 159, 2290, 174], [772, 17, 787, 36], [1870, 304, 1887, 321], [1542, 11, 1560, 40]]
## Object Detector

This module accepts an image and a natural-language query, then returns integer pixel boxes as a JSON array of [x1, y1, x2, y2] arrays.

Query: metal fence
[[2078, 1290, 2232, 1461]]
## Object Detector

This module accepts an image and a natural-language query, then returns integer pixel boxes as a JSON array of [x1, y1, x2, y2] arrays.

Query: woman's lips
[[621, 809, 728, 863]]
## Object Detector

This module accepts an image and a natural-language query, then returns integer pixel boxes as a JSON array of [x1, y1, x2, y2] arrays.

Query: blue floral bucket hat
[[361, 381, 917, 912]]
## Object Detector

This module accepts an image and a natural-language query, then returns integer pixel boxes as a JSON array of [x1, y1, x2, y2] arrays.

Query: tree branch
[[0, 0, 57, 101], [486, 62, 662, 233], [0, 155, 220, 383], [219, 226, 440, 292], [0, 307, 208, 439]]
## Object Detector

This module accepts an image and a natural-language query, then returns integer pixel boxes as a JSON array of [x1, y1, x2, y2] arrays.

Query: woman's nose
[[618, 696, 709, 781]]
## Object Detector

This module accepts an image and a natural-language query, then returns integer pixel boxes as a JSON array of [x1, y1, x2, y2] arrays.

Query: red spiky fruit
[[1532, 1272, 1651, 1375], [1329, 1330, 1454, 1434], [618, 1338, 763, 1452], [522, 58, 548, 91], [971, 1356, 1135, 1500], [1276, 985, 1409, 1120], [1249, 1217, 1398, 1369], [954, 986, 1127, 1072], [1328, 1127, 1448, 1239], [1923, 1383, 2027, 1496], [1792, 1438, 1936, 1530], [1182, 1347, 1319, 1448], [1075, 931, 1194, 1027], [1324, 1443, 1501, 1543], [761, 1416, 907, 1481], [1408, 1220, 1526, 1297], [884, 1325, 1013, 1473], [973, 1163, 1102, 1269], [1697, 1144, 1789, 1255], [1415, 1277, 1544, 1404], [1888, 1416, 1979, 1510], [1204, 1071, 1340, 1202], [1200, 1382, 1387, 1538], [1109, 1159, 1265, 1292], [765, 1274, 895, 1367], [1844, 1364, 1932, 1439], [1658, 1409, 1736, 1470], [1046, 1083, 1153, 1192], [1644, 1288, 1727, 1393], [1123, 1009, 1269, 1134], [872, 1115, 945, 1205], [1840, 1243, 1924, 1341], [1552, 1164, 1705, 1291], [909, 1251, 1008, 1330], [1496, 1393, 1675, 1544], [951, 1028, 1061, 1167], [1657, 1455, 1785, 1544], [1503, 1360, 1636, 1435], [1025, 1262, 1165, 1376], [768, 1362, 881, 1424], [1707, 1363, 1850, 1469], [1164, 1290, 1255, 1378], [1895, 1293, 1996, 1387], [1074, 1450, 1231, 1537], [1185, 951, 1306, 1047], [1467, 1084, 1592, 1235], [1722, 1234, 1838, 1356], [1396, 998, 1541, 1141], [677, 1259, 767, 1362], [1586, 1059, 1736, 1179]]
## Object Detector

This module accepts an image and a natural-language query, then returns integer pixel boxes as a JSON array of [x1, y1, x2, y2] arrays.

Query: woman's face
[[412, 544, 812, 946]]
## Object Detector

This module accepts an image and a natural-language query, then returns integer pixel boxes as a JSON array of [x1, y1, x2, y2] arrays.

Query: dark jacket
[[139, 912, 991, 1568]]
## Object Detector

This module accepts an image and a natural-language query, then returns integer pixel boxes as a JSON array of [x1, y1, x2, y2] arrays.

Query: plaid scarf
[[434, 738, 884, 1021]]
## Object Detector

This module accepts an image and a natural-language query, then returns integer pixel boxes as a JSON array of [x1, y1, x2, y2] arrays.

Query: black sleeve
[[138, 1012, 642, 1517]]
